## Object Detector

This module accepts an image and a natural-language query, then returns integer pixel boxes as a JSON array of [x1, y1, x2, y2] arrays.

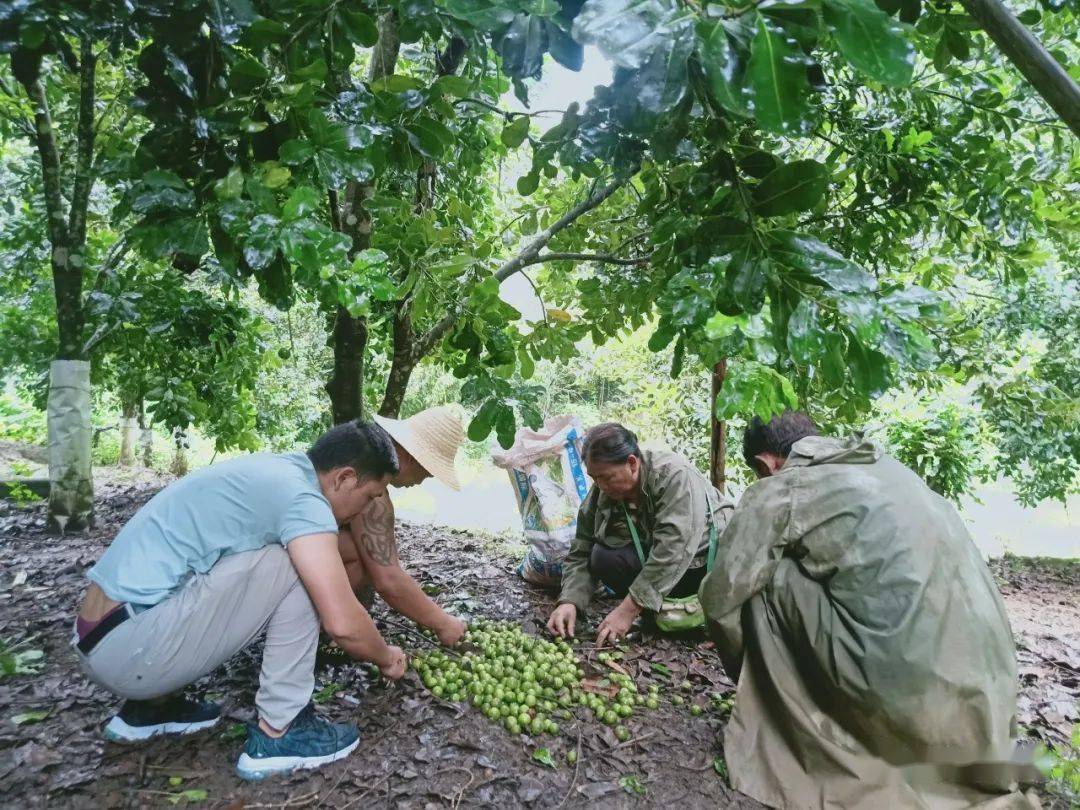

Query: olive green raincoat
[[559, 448, 734, 613], [700, 436, 1035, 810]]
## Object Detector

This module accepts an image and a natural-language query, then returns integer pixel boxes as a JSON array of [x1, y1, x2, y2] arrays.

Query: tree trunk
[[46, 360, 94, 532], [326, 307, 369, 424], [959, 0, 1080, 137], [709, 359, 728, 490], [375, 40, 465, 419], [378, 299, 417, 418], [325, 13, 401, 424], [118, 401, 138, 466], [20, 39, 98, 532], [138, 405, 154, 468]]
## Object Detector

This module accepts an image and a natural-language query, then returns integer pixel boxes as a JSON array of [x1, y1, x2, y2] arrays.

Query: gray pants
[[76, 545, 318, 729]]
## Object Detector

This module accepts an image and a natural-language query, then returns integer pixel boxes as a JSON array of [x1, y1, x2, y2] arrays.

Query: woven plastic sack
[[492, 416, 589, 587]]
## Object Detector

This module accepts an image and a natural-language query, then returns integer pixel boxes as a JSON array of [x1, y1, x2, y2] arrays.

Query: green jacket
[[559, 448, 734, 613], [699, 435, 1024, 809]]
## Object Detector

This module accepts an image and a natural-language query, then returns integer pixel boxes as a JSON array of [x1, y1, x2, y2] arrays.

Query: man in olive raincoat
[[700, 411, 1035, 809]]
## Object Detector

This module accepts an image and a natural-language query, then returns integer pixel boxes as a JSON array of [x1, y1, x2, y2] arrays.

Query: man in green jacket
[[700, 411, 1033, 809], [547, 423, 733, 646]]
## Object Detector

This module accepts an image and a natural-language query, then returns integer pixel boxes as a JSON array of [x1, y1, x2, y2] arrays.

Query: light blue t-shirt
[[89, 452, 339, 605]]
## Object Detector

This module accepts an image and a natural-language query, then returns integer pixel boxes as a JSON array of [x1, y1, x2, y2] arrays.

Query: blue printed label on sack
[[512, 468, 530, 507], [564, 428, 588, 502]]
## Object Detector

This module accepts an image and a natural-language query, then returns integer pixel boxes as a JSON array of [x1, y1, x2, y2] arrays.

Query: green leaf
[[495, 405, 517, 448], [501, 116, 530, 148], [670, 335, 686, 378], [735, 147, 779, 179], [229, 57, 270, 92], [714, 361, 798, 421], [407, 117, 454, 158], [610, 12, 696, 120], [751, 160, 830, 217], [279, 139, 316, 165], [713, 757, 728, 780], [292, 58, 327, 83], [339, 9, 379, 46], [747, 17, 816, 135], [517, 172, 540, 196], [727, 239, 769, 312], [766, 231, 877, 293], [573, 0, 692, 71], [824, 0, 915, 86], [258, 162, 291, 189], [518, 346, 536, 379], [532, 747, 556, 768], [434, 75, 472, 98], [214, 166, 244, 201], [932, 33, 952, 71], [243, 214, 280, 270], [12, 710, 50, 725], [468, 399, 499, 442], [697, 20, 750, 116], [848, 338, 890, 396], [1017, 9, 1041, 25], [786, 299, 827, 364], [282, 187, 322, 220], [945, 27, 970, 61], [499, 14, 548, 80], [547, 21, 585, 70], [441, 0, 516, 30]]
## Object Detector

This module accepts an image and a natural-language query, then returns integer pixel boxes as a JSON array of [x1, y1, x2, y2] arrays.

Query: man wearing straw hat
[[337, 405, 469, 647]]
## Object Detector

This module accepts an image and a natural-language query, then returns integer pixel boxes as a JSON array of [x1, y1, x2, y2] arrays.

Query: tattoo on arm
[[359, 497, 396, 566]]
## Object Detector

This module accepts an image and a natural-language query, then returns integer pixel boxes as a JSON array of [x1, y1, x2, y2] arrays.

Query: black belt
[[76, 606, 130, 655]]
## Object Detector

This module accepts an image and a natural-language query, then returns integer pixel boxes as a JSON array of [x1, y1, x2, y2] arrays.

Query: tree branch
[[413, 173, 631, 358], [520, 251, 650, 268], [958, 0, 1080, 137], [20, 74, 68, 249], [68, 36, 97, 250]]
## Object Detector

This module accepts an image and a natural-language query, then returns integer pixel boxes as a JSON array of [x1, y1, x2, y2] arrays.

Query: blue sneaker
[[236, 704, 359, 780]]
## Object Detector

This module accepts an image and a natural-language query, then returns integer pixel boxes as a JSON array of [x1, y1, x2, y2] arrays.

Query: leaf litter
[[0, 471, 1074, 807]]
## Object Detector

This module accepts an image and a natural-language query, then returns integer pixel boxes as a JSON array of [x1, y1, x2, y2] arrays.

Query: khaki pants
[[76, 545, 318, 729]]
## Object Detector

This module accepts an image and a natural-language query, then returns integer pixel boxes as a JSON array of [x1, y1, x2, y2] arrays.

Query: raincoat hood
[[782, 434, 881, 469]]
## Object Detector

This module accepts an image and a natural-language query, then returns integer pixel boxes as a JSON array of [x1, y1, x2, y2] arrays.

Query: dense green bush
[[0, 390, 46, 446], [882, 401, 994, 502]]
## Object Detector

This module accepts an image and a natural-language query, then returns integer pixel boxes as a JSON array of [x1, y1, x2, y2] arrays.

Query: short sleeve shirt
[[88, 452, 338, 605]]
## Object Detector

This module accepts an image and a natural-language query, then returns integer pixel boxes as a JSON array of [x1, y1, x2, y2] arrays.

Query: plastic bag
[[492, 416, 589, 587]]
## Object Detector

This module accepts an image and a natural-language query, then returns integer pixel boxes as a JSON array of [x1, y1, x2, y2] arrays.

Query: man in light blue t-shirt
[[74, 420, 406, 780]]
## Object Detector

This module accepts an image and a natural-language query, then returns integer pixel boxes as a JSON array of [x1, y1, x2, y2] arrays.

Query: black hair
[[583, 422, 641, 465], [307, 420, 399, 480], [742, 411, 819, 465]]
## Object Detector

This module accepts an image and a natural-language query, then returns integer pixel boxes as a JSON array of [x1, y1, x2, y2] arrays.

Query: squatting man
[[73, 408, 468, 779]]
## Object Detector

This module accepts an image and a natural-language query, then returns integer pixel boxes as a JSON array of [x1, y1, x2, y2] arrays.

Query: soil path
[[0, 476, 1076, 809]]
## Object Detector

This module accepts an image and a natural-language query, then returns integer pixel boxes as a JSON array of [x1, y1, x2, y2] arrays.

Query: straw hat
[[374, 406, 465, 490]]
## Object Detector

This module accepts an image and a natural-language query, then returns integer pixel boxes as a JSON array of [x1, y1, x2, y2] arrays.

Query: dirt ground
[[0, 468, 1077, 809]]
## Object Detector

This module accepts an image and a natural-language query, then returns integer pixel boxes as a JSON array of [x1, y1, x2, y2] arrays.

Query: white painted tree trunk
[[47, 360, 94, 532], [118, 415, 138, 466]]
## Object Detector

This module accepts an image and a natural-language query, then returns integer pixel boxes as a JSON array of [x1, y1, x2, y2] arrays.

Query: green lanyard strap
[[621, 491, 719, 572]]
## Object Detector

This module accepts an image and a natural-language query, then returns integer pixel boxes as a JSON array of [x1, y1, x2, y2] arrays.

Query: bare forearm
[[378, 570, 452, 631], [328, 604, 393, 666]]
